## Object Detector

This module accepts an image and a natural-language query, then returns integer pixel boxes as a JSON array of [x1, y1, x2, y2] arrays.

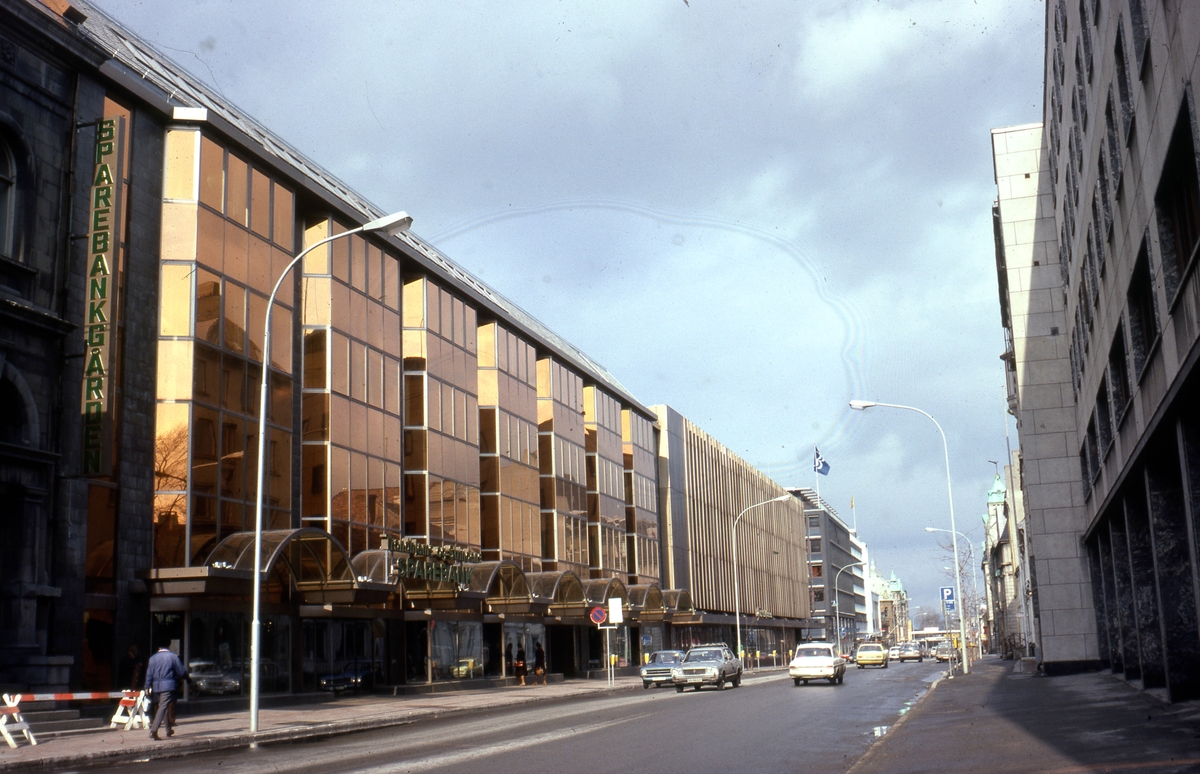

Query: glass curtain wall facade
[[300, 218, 403, 553], [154, 127, 296, 569], [401, 276, 481, 549], [477, 322, 541, 570], [621, 409, 660, 585], [584, 385, 626, 579], [536, 357, 588, 575]]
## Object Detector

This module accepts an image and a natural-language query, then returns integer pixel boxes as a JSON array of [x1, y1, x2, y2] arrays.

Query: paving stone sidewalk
[[0, 676, 645, 772], [851, 655, 1200, 774]]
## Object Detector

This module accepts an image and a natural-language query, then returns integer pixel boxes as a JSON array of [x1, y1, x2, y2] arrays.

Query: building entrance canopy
[[147, 527, 692, 623]]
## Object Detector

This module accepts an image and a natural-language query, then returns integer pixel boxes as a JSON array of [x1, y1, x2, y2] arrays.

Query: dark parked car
[[319, 662, 378, 692], [673, 644, 742, 691], [640, 650, 685, 689], [188, 661, 241, 695]]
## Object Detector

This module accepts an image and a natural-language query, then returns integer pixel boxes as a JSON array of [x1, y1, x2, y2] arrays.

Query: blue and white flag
[[814, 448, 830, 476]]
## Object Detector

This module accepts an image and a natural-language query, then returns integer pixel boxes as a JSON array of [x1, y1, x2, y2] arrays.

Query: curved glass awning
[[526, 571, 585, 610], [626, 584, 665, 620]]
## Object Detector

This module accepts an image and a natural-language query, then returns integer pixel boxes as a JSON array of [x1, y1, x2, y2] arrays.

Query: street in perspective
[[3, 1, 1200, 773]]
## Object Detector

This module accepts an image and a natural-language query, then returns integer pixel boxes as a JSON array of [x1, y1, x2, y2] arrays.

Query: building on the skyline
[[994, 2, 1200, 700], [789, 488, 863, 652], [0, 0, 823, 692]]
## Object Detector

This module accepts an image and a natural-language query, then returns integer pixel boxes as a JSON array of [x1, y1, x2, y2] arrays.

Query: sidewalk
[[0, 675, 647, 772], [851, 654, 1200, 774]]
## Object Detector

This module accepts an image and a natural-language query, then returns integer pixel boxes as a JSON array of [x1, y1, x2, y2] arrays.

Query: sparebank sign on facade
[[81, 116, 124, 477]]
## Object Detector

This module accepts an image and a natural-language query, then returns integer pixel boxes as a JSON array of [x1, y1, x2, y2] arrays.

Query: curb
[[845, 671, 948, 774], [0, 682, 642, 773]]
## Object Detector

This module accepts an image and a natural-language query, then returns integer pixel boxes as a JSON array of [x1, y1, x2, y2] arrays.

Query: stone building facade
[[994, 1, 1200, 700]]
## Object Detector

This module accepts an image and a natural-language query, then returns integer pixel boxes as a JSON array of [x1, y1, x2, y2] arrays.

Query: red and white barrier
[[0, 690, 151, 746], [0, 694, 35, 749], [108, 690, 151, 730]]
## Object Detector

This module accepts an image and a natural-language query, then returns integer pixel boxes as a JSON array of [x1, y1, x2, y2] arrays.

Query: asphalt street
[[97, 662, 943, 774]]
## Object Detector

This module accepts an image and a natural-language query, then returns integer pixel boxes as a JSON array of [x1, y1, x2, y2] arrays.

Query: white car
[[789, 643, 846, 686], [888, 645, 902, 660]]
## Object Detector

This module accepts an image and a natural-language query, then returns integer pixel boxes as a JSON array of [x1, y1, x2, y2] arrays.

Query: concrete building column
[[1107, 516, 1141, 681], [1085, 539, 1112, 669], [1094, 529, 1123, 673], [1122, 489, 1166, 689], [1143, 432, 1200, 701]]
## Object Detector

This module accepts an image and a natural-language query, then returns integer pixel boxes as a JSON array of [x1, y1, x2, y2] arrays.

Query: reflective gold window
[[300, 218, 403, 556], [153, 129, 295, 566], [536, 357, 588, 576], [401, 276, 480, 551]]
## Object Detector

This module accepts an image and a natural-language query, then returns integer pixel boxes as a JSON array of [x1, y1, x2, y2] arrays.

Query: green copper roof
[[987, 473, 1006, 504]]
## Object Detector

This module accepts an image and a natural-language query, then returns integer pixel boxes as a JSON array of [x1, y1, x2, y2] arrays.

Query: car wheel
[[919, 657, 923, 662], [793, 678, 801, 686], [837, 673, 844, 684], [883, 662, 888, 668], [676, 685, 685, 693], [857, 664, 864, 669], [717, 675, 726, 691], [828, 677, 836, 684], [643, 682, 650, 689], [802, 678, 809, 684], [733, 671, 741, 688]]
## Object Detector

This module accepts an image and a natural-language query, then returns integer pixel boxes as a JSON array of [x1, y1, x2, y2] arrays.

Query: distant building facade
[[655, 405, 810, 659], [789, 488, 863, 651]]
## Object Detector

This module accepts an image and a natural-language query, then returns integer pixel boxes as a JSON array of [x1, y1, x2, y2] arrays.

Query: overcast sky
[[92, 0, 1046, 620]]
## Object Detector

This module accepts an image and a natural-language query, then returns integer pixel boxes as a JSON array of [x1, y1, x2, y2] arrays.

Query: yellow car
[[855, 642, 889, 668]]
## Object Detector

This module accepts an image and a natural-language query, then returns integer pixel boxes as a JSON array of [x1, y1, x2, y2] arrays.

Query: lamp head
[[363, 210, 413, 237], [924, 527, 937, 533], [772, 493, 791, 503], [849, 400, 876, 411]]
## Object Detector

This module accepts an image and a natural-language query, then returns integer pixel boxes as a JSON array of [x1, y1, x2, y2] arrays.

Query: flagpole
[[814, 446, 820, 500]]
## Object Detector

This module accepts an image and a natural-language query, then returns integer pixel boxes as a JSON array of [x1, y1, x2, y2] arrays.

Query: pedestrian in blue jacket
[[144, 644, 188, 740]]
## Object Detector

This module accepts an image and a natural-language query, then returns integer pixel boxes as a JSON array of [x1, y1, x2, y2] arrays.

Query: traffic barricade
[[0, 694, 35, 748], [108, 690, 151, 730]]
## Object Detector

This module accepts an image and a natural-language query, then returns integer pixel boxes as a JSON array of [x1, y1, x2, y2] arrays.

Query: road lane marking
[[353, 713, 650, 772]]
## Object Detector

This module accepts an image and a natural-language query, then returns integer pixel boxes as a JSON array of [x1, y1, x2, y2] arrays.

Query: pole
[[250, 225, 373, 733], [849, 401, 969, 674], [733, 494, 791, 665], [832, 562, 863, 656]]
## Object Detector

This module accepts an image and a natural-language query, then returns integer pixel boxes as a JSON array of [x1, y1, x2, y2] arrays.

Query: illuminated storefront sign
[[382, 537, 481, 585], [82, 116, 125, 476]]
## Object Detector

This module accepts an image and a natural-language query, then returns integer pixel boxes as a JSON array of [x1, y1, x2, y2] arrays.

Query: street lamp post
[[849, 400, 969, 674], [926, 526, 982, 658], [732, 494, 792, 665], [831, 561, 864, 656], [250, 210, 412, 734]]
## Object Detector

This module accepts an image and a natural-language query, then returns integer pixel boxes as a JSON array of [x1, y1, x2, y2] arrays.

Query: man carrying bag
[[144, 643, 188, 740]]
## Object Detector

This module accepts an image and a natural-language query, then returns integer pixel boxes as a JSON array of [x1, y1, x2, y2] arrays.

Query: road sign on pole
[[940, 586, 955, 602]]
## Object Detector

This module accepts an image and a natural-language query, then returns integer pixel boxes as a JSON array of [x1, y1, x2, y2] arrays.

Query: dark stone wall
[[113, 103, 164, 663], [0, 4, 81, 690]]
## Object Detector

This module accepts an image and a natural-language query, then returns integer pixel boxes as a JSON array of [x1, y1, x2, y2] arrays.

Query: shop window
[[1126, 238, 1160, 379], [1154, 90, 1200, 304]]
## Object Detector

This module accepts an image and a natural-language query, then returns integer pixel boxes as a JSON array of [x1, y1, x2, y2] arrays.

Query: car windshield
[[649, 652, 681, 664], [685, 650, 721, 662], [797, 647, 832, 658]]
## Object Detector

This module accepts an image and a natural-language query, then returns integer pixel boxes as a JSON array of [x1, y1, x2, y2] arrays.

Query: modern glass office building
[[0, 0, 813, 693]]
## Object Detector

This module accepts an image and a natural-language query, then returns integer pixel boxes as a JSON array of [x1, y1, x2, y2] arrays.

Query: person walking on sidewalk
[[533, 641, 547, 685], [144, 643, 188, 741]]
